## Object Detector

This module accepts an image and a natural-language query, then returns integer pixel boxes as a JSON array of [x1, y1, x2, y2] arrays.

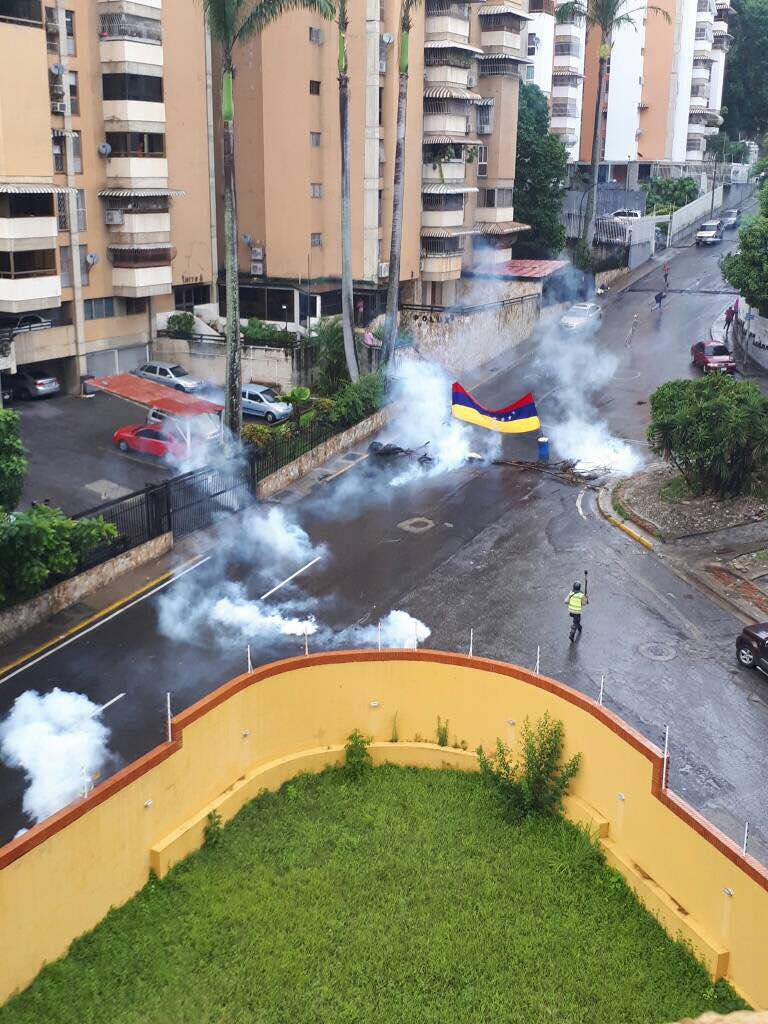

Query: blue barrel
[[538, 436, 550, 463]]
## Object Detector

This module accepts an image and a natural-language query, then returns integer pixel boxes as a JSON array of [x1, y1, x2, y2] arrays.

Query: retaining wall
[[1, 651, 767, 1008], [0, 533, 173, 647], [154, 337, 295, 391]]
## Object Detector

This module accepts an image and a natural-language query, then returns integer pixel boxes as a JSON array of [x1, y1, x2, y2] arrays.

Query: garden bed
[[0, 766, 746, 1024]]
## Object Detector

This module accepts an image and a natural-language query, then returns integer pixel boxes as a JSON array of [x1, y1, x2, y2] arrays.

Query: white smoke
[[0, 689, 113, 825], [211, 590, 318, 639], [336, 609, 432, 649], [239, 506, 326, 579]]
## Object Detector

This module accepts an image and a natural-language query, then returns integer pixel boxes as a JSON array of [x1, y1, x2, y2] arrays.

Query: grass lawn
[[0, 766, 747, 1024]]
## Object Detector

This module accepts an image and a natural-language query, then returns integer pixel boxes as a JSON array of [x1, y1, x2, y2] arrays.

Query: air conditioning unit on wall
[[51, 101, 67, 114]]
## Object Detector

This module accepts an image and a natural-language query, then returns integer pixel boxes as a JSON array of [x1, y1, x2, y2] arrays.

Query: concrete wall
[[153, 337, 295, 391], [0, 533, 172, 647], [1, 651, 767, 1008]]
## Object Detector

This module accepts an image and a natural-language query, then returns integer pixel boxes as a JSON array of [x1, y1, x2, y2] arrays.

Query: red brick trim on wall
[[1, 649, 767, 893]]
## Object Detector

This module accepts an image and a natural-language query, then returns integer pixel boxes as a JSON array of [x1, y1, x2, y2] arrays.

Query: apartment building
[[218, 0, 531, 320], [577, 0, 732, 178], [0, 0, 215, 391]]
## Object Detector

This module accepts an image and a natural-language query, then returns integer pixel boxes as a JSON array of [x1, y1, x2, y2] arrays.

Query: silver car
[[720, 208, 741, 229], [241, 384, 292, 423], [2, 366, 60, 399], [133, 361, 204, 393], [559, 302, 602, 332]]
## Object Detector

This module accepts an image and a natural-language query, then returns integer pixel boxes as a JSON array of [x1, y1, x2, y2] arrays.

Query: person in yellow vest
[[566, 581, 588, 642]]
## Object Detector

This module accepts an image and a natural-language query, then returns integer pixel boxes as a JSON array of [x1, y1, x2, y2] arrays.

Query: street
[[2, 234, 767, 867]]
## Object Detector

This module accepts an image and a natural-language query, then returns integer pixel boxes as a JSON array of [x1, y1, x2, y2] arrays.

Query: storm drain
[[638, 641, 677, 662], [397, 516, 435, 534]]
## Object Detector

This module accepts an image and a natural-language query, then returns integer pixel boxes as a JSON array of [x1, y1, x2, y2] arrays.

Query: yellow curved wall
[[0, 651, 766, 1008]]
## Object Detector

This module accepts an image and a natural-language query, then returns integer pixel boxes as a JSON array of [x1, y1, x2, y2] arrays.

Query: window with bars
[[477, 104, 493, 134], [310, 182, 323, 198], [44, 7, 75, 52], [527, 32, 537, 56], [310, 131, 321, 147], [105, 131, 165, 157], [308, 26, 323, 43], [309, 79, 321, 95], [525, 64, 535, 81], [59, 244, 89, 287], [98, 11, 161, 42], [68, 70, 79, 115], [477, 144, 488, 177], [71, 131, 82, 172], [310, 232, 323, 247]]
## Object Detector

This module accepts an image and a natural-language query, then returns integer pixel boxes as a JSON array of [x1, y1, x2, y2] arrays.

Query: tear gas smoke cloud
[[0, 688, 114, 825], [338, 609, 432, 649]]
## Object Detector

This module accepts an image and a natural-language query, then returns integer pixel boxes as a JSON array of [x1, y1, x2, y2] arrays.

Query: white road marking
[[0, 557, 211, 686], [259, 556, 322, 600], [576, 488, 588, 521]]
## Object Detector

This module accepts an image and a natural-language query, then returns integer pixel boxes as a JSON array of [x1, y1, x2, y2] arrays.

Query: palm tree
[[337, 0, 360, 382], [556, 0, 669, 247], [380, 0, 423, 366], [204, 0, 335, 435]]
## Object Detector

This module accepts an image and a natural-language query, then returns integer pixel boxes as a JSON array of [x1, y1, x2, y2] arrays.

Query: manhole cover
[[397, 517, 434, 534], [638, 641, 677, 662]]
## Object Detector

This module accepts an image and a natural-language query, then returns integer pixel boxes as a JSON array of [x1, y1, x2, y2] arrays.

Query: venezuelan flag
[[451, 382, 541, 434]]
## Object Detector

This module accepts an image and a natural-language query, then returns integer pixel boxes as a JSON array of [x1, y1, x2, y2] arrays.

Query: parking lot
[[13, 392, 173, 515]]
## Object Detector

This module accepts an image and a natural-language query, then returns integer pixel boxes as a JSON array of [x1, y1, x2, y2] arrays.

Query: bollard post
[[599, 675, 604, 706], [662, 726, 669, 789], [535, 645, 540, 675], [469, 628, 474, 657], [166, 692, 172, 744], [247, 644, 252, 673]]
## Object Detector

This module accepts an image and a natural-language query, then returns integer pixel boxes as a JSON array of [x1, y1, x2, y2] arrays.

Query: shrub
[[329, 373, 384, 427], [203, 810, 223, 847], [477, 713, 582, 822], [243, 318, 291, 347], [571, 238, 593, 271], [241, 422, 274, 450], [0, 409, 27, 512], [344, 729, 372, 780], [0, 505, 117, 607], [166, 312, 195, 336], [641, 176, 698, 211], [313, 316, 351, 396]]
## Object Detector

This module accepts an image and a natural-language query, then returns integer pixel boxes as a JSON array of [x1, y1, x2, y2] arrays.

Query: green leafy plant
[[436, 716, 449, 747], [571, 238, 593, 271], [0, 409, 27, 512], [203, 810, 223, 847], [722, 179, 768, 315], [513, 83, 567, 258], [390, 711, 399, 743], [243, 317, 292, 347], [279, 386, 312, 424], [328, 373, 384, 427], [166, 312, 195, 336], [477, 713, 582, 823], [313, 315, 352, 396], [343, 729, 372, 779], [640, 176, 698, 212], [240, 422, 275, 450]]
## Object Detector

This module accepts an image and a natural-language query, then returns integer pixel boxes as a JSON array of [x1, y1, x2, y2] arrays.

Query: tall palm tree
[[204, 0, 335, 435], [556, 0, 669, 247], [380, 0, 423, 366], [337, 0, 360, 382]]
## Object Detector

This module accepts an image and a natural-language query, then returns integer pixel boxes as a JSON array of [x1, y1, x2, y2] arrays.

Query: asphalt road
[[2, 232, 767, 867]]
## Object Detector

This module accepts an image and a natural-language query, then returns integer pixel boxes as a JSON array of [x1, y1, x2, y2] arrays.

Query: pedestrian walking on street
[[653, 290, 665, 311], [662, 261, 670, 287], [724, 304, 735, 338], [566, 581, 587, 642]]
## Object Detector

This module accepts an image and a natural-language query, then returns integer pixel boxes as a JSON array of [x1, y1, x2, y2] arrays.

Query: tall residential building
[[577, 0, 731, 177], [218, 0, 531, 321], [0, 0, 216, 390]]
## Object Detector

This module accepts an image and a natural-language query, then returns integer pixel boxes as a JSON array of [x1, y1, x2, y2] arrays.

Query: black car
[[736, 622, 768, 671]]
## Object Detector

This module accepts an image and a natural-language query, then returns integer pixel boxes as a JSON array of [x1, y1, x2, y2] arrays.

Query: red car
[[690, 341, 736, 374], [113, 424, 187, 460]]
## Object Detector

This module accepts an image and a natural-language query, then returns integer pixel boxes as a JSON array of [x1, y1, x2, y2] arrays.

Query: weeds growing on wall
[[203, 810, 223, 847], [436, 717, 449, 747]]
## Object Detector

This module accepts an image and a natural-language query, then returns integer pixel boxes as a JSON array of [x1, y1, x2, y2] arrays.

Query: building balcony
[[479, 29, 520, 50], [425, 14, 470, 42], [11, 322, 75, 363], [420, 252, 463, 280], [691, 65, 711, 82], [686, 149, 704, 162], [0, 272, 61, 313], [693, 35, 712, 53], [552, 127, 578, 146], [424, 63, 471, 88], [105, 156, 168, 187], [696, 9, 715, 24], [98, 0, 161, 11], [422, 158, 466, 183], [102, 100, 166, 125], [554, 21, 581, 37], [421, 207, 465, 228], [702, 124, 720, 136], [713, 18, 728, 31], [473, 245, 512, 266], [551, 83, 580, 101], [111, 263, 172, 297], [423, 111, 471, 135], [475, 204, 515, 223], [689, 94, 707, 109], [687, 120, 706, 136], [552, 52, 583, 73], [99, 39, 164, 68], [0, 216, 57, 249], [105, 210, 171, 244]]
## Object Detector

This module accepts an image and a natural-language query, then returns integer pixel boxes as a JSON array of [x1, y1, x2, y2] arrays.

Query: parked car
[[112, 424, 187, 460], [1, 367, 61, 399], [612, 208, 642, 219], [559, 303, 602, 332], [133, 361, 204, 393], [241, 384, 292, 424], [720, 208, 742, 230], [690, 340, 736, 374], [736, 622, 768, 672], [146, 406, 222, 443], [696, 220, 724, 245]]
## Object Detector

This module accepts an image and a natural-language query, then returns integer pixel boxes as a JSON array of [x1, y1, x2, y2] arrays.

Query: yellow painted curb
[[597, 491, 654, 550]]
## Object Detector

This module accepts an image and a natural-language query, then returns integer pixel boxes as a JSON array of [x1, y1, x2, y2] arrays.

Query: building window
[[310, 232, 322, 247], [310, 182, 323, 198], [105, 131, 165, 157], [52, 137, 64, 174], [102, 73, 164, 103], [64, 8, 75, 52], [477, 104, 493, 135], [476, 144, 488, 177], [68, 70, 79, 115], [527, 32, 537, 56], [59, 244, 89, 287], [126, 296, 148, 315], [1, 0, 44, 27], [310, 131, 321, 147], [84, 297, 115, 320], [309, 79, 321, 95], [379, 86, 384, 127], [56, 193, 68, 230], [379, 139, 386, 164], [75, 189, 86, 230], [44, 6, 73, 51], [554, 40, 582, 56], [525, 64, 535, 81], [0, 249, 56, 278], [71, 131, 82, 173], [478, 186, 514, 208], [308, 26, 323, 43]]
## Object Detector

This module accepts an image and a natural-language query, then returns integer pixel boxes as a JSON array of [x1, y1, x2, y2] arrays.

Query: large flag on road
[[451, 382, 541, 434]]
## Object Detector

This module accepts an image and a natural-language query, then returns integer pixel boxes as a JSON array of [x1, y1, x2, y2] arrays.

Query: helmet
[[573, 582, 581, 591]]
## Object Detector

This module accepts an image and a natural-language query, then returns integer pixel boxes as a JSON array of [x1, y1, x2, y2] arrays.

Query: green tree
[[513, 83, 567, 258], [647, 375, 768, 497], [556, 0, 670, 245], [722, 180, 768, 315], [0, 409, 27, 512], [204, 0, 334, 437], [314, 315, 351, 395], [381, 0, 424, 366], [337, 0, 360, 383], [722, 0, 768, 141], [640, 176, 699, 214]]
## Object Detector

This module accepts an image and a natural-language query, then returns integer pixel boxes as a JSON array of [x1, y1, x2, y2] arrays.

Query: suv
[[736, 623, 768, 672], [1, 367, 60, 399], [133, 361, 204, 393], [696, 220, 723, 246]]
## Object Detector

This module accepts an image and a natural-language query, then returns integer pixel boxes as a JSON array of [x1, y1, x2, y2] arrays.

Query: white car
[[133, 361, 205, 393], [559, 303, 602, 332], [695, 221, 724, 246]]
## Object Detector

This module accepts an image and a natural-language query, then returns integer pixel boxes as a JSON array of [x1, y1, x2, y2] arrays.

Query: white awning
[[107, 242, 175, 251], [475, 97, 496, 106], [423, 134, 483, 145], [422, 183, 479, 194], [476, 52, 534, 63], [51, 128, 78, 139], [420, 226, 479, 237], [474, 220, 530, 235], [424, 39, 484, 53], [0, 182, 75, 194], [97, 188, 186, 198], [424, 86, 482, 100], [478, 5, 534, 18]]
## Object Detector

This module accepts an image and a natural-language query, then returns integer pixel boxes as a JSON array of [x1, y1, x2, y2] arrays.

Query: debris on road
[[492, 458, 604, 485], [368, 441, 434, 464]]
